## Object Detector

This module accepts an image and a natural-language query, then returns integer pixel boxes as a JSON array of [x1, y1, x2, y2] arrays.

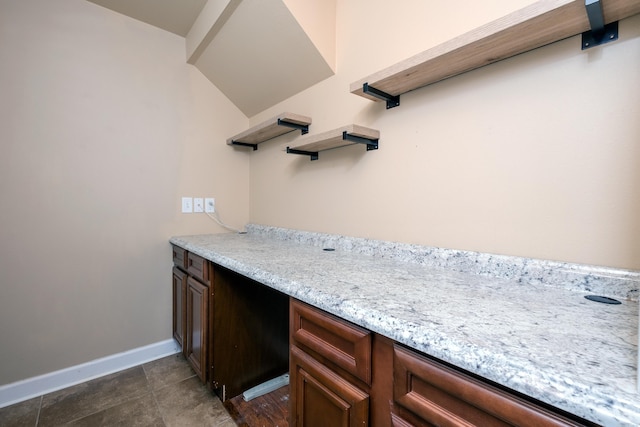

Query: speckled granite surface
[[170, 225, 640, 426]]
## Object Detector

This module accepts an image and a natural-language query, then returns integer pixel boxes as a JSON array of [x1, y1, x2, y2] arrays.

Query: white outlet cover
[[194, 198, 204, 213], [205, 198, 215, 213]]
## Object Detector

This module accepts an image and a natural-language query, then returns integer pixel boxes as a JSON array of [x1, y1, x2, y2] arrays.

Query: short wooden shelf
[[286, 124, 380, 161], [227, 112, 312, 150], [350, 0, 640, 107]]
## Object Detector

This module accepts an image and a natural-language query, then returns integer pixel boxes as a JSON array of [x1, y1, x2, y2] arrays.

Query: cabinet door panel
[[291, 345, 368, 427], [393, 345, 584, 427], [291, 299, 372, 384], [186, 277, 209, 383], [172, 267, 187, 351]]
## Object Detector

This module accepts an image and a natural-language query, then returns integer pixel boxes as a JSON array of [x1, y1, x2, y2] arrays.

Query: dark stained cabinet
[[171, 245, 213, 385], [171, 245, 289, 400], [186, 276, 209, 383], [290, 299, 377, 427], [291, 345, 369, 427], [171, 244, 598, 427]]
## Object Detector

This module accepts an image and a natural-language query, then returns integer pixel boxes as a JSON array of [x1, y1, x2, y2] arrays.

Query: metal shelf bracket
[[582, 0, 618, 49], [230, 141, 258, 150], [363, 83, 400, 109], [278, 119, 309, 135], [286, 147, 318, 161], [343, 131, 379, 151]]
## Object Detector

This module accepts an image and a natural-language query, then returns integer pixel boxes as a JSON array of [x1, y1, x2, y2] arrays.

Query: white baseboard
[[0, 339, 181, 409]]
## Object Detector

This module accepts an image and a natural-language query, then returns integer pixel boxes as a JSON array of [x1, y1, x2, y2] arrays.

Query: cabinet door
[[291, 345, 369, 427], [186, 277, 209, 383], [172, 267, 187, 352]]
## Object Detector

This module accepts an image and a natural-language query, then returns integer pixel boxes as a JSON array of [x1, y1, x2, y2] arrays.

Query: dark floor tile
[[66, 393, 164, 427], [0, 396, 40, 427], [143, 353, 195, 391], [38, 366, 150, 426], [154, 376, 234, 427]]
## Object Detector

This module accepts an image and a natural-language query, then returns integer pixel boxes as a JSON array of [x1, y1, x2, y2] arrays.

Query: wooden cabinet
[[289, 299, 593, 427], [186, 276, 209, 383], [171, 245, 598, 426], [391, 344, 590, 427], [171, 245, 213, 385], [171, 245, 289, 400], [290, 299, 376, 427]]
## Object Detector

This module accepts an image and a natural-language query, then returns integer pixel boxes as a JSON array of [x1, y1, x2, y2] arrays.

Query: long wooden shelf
[[350, 0, 640, 106], [227, 112, 312, 150], [286, 124, 380, 161]]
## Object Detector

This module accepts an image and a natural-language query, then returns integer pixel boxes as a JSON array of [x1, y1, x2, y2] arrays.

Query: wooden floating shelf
[[286, 124, 380, 161], [350, 0, 640, 107], [227, 112, 312, 150]]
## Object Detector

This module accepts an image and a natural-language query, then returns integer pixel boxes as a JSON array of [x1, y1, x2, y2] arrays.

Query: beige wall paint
[[1, 0, 638, 389], [282, 0, 336, 72], [0, 0, 249, 385], [248, 0, 640, 270]]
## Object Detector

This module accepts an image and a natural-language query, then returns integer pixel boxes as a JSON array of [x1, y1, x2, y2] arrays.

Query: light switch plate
[[181, 197, 193, 213]]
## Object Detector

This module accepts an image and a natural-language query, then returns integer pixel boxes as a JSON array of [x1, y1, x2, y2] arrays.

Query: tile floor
[[0, 353, 237, 426]]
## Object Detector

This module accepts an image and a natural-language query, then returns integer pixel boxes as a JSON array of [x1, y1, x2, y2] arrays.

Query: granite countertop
[[170, 225, 640, 426]]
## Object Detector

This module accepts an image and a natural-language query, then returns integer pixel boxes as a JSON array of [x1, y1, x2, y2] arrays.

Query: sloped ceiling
[[85, 0, 336, 117], [86, 0, 208, 37]]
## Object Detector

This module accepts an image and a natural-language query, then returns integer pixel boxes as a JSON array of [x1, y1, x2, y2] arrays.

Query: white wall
[[0, 0, 249, 385], [248, 0, 640, 270]]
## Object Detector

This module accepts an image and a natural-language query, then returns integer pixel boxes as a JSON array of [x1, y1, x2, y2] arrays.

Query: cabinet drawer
[[172, 245, 187, 270], [291, 299, 372, 384], [393, 344, 585, 427], [187, 252, 211, 286]]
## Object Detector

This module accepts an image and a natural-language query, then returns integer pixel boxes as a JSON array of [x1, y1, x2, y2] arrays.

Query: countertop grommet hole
[[584, 295, 621, 305]]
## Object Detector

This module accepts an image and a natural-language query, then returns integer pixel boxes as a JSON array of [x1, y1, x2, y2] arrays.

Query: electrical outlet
[[205, 198, 215, 213], [181, 197, 193, 213], [194, 198, 204, 213]]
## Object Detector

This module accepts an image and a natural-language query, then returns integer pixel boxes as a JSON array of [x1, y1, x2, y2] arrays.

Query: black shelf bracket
[[278, 119, 309, 135], [343, 131, 379, 151], [286, 147, 318, 161], [363, 83, 400, 109], [230, 141, 258, 151], [581, 0, 618, 49]]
